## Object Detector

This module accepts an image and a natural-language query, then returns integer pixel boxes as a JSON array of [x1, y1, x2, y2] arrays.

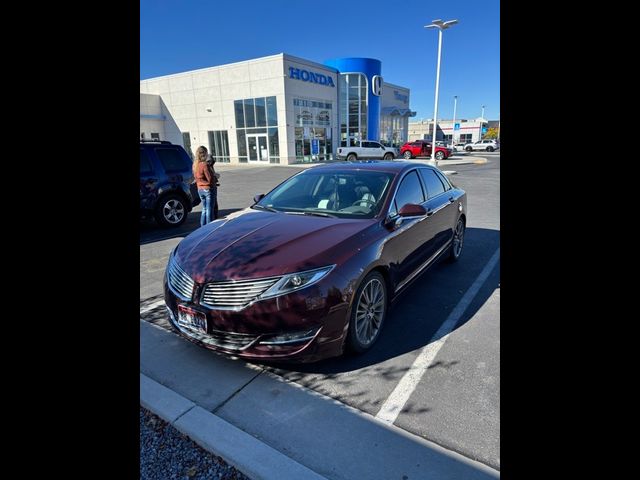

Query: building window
[[293, 98, 333, 163], [339, 73, 367, 147], [182, 132, 193, 160], [444, 134, 453, 143], [459, 133, 473, 143], [234, 96, 278, 163], [379, 115, 408, 148], [207, 131, 230, 163], [151, 132, 160, 140]]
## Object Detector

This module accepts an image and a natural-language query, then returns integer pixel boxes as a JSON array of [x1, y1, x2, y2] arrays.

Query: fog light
[[291, 275, 303, 287], [259, 327, 320, 345]]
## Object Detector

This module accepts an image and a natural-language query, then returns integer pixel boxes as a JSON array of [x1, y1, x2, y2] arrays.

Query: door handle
[[449, 196, 455, 203], [426, 210, 434, 217]]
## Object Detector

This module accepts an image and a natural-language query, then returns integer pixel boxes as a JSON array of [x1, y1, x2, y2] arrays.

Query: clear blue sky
[[141, 0, 499, 121]]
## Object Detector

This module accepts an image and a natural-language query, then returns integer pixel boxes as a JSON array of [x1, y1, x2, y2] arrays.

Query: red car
[[400, 140, 452, 160], [164, 161, 467, 362]]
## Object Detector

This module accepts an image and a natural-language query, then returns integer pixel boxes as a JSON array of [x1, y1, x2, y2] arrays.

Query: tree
[[484, 127, 499, 139]]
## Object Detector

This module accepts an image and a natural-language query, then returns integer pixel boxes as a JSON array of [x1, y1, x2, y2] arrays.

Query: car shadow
[[140, 208, 242, 245], [256, 226, 500, 375]]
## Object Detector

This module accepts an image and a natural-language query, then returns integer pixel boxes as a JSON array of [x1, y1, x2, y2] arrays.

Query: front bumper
[[163, 272, 351, 363]]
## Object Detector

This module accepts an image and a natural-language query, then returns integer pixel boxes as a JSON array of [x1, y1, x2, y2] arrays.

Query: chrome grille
[[201, 276, 281, 310], [167, 256, 194, 300]]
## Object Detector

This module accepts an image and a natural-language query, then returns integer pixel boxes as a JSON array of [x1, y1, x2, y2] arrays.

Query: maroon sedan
[[164, 161, 466, 362], [400, 140, 452, 160]]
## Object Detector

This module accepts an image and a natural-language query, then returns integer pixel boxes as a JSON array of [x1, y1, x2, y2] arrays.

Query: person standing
[[207, 154, 220, 220], [193, 146, 216, 226]]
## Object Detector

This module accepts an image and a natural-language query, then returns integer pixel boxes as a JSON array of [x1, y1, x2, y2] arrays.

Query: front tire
[[466, 146, 473, 152], [487, 146, 494, 152], [383, 153, 394, 160], [403, 150, 413, 159], [155, 194, 187, 227], [346, 153, 357, 161], [346, 271, 387, 353], [448, 217, 465, 262], [435, 151, 445, 160]]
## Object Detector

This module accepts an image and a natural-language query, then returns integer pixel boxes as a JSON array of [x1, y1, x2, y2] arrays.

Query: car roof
[[308, 160, 431, 174]]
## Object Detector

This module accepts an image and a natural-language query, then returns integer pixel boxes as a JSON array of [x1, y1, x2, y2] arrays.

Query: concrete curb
[[140, 373, 327, 480]]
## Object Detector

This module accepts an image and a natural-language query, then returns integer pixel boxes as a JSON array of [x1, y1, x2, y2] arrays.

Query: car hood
[[174, 208, 376, 282]]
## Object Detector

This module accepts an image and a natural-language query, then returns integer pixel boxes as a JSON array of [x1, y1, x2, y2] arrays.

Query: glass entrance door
[[247, 135, 269, 162]]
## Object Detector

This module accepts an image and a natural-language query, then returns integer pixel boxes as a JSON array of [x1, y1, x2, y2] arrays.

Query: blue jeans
[[198, 189, 214, 226]]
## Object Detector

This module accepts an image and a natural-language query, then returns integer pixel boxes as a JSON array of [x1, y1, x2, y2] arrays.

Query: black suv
[[140, 140, 200, 227]]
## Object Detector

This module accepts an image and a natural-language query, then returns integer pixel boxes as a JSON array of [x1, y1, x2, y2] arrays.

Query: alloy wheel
[[163, 199, 185, 224], [355, 278, 385, 346], [453, 219, 465, 258]]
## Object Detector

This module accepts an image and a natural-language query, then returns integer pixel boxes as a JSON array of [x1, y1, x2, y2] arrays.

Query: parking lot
[[140, 157, 500, 475]]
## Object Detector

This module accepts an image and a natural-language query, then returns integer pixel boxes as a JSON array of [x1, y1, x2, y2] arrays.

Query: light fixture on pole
[[425, 18, 458, 166], [452, 95, 458, 147]]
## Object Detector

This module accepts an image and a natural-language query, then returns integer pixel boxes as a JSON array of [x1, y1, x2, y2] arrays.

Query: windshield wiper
[[301, 211, 338, 218], [251, 204, 279, 213]]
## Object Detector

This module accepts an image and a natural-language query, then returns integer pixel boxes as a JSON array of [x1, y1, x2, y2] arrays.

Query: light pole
[[452, 95, 458, 147], [425, 18, 458, 166], [480, 105, 485, 141]]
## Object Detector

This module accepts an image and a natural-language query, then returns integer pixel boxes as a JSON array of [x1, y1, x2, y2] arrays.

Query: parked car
[[454, 143, 469, 152], [164, 161, 467, 362], [464, 139, 499, 152], [399, 140, 452, 160], [140, 139, 200, 227], [336, 140, 398, 161]]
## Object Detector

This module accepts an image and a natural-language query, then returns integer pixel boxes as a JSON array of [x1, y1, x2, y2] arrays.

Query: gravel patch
[[140, 406, 250, 480]]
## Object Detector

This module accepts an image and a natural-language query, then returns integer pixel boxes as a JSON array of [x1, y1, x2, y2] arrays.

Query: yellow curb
[[473, 159, 488, 164]]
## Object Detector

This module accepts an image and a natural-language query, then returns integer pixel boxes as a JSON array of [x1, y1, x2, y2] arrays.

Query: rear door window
[[140, 149, 153, 175], [419, 168, 447, 199], [155, 148, 190, 173]]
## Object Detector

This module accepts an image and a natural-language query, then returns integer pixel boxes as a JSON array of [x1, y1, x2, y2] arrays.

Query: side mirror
[[253, 194, 265, 204], [398, 203, 427, 217]]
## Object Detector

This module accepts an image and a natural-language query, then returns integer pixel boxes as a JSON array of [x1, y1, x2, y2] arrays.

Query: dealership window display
[[293, 98, 333, 163]]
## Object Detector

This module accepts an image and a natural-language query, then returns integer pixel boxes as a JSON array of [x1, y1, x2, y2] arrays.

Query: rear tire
[[487, 146, 494, 152], [383, 153, 394, 160], [466, 146, 473, 152], [155, 194, 188, 227], [448, 217, 465, 262], [347, 153, 357, 161], [346, 271, 387, 353]]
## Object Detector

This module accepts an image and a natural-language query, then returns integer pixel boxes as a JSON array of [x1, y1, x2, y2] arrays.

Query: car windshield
[[255, 169, 394, 219]]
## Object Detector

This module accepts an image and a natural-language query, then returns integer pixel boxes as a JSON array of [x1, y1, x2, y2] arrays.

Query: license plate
[[177, 305, 207, 334]]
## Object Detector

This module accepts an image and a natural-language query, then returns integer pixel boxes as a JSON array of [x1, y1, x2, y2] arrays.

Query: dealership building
[[140, 53, 415, 165]]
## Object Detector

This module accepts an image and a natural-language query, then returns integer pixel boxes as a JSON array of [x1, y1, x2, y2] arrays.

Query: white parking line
[[376, 248, 500, 424], [140, 299, 166, 314]]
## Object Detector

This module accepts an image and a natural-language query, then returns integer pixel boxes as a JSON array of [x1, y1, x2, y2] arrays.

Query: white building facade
[[140, 53, 414, 165]]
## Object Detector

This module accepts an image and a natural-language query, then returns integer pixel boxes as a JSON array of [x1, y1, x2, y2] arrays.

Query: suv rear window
[[155, 148, 190, 173]]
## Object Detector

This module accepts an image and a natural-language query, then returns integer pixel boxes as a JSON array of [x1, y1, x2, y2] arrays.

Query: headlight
[[260, 265, 335, 299]]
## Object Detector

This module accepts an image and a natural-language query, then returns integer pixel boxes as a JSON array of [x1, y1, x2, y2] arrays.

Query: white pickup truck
[[336, 141, 398, 161]]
